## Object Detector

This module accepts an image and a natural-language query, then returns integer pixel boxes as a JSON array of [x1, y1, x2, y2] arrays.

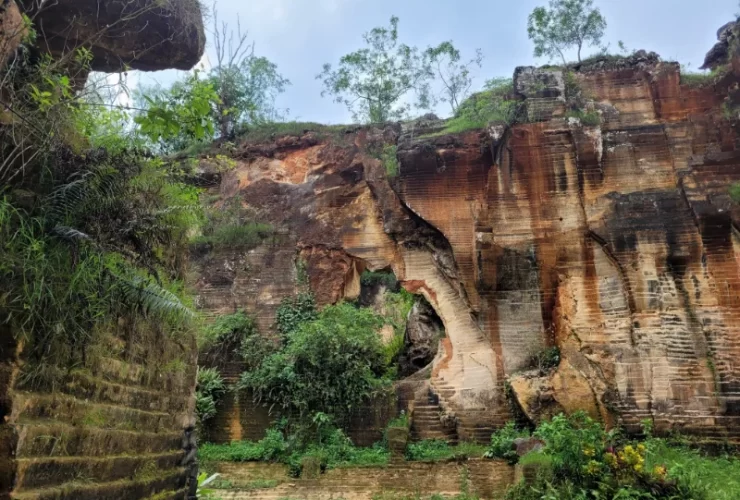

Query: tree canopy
[[317, 16, 434, 123], [528, 0, 607, 65]]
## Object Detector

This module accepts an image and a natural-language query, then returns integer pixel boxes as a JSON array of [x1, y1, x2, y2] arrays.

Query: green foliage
[[134, 71, 221, 153], [434, 78, 521, 135], [381, 290, 415, 369], [504, 412, 708, 500], [729, 184, 740, 203], [645, 439, 740, 500], [361, 271, 400, 290], [239, 302, 390, 425], [680, 65, 731, 88], [485, 422, 531, 464], [196, 368, 226, 424], [193, 197, 273, 249], [386, 412, 410, 430], [200, 310, 257, 351], [275, 292, 318, 337], [425, 42, 484, 114], [528, 0, 608, 65], [528, 346, 562, 373], [381, 145, 400, 178], [237, 122, 349, 144], [405, 440, 487, 462], [0, 156, 198, 388], [317, 17, 435, 123], [565, 109, 601, 126], [199, 425, 390, 476], [208, 55, 290, 139]]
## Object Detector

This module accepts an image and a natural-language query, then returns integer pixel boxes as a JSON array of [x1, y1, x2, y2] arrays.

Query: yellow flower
[[637, 443, 646, 454], [653, 465, 667, 478], [634, 463, 643, 473], [583, 446, 595, 457]]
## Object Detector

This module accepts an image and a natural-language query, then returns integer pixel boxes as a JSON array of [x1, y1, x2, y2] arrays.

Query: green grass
[[646, 439, 740, 500], [405, 440, 487, 462], [680, 66, 730, 88], [238, 121, 351, 144], [192, 222, 273, 249]]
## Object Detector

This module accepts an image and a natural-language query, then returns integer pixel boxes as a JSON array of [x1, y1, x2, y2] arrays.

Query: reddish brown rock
[[193, 27, 740, 443]]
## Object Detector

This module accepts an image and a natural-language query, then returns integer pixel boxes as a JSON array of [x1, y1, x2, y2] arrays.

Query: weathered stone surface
[[0, 0, 24, 71], [702, 21, 739, 70], [24, 0, 205, 72], [193, 23, 740, 444]]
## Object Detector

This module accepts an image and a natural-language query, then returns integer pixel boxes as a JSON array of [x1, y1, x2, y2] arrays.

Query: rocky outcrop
[[702, 20, 739, 70], [193, 24, 740, 443], [0, 1, 24, 71], [23, 0, 206, 72]]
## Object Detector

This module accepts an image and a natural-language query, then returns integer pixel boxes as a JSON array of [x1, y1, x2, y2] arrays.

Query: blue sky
[[136, 0, 738, 124]]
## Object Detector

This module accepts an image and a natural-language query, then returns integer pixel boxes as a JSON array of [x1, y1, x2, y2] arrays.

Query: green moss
[[238, 121, 351, 144], [565, 109, 601, 126]]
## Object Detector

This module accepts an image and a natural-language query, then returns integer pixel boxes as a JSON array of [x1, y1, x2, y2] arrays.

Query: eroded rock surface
[[23, 0, 206, 72], [193, 28, 740, 442]]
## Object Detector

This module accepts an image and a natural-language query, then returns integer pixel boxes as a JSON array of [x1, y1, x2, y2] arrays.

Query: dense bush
[[275, 292, 318, 337], [504, 412, 708, 500], [192, 198, 273, 250], [485, 422, 531, 464], [196, 368, 226, 424], [239, 302, 390, 425]]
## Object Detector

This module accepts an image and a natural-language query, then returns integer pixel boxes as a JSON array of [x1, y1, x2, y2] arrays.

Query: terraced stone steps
[[16, 422, 182, 458], [13, 467, 187, 500]]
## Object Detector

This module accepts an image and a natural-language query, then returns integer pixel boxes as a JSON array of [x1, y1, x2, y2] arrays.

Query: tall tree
[[425, 42, 483, 114], [317, 16, 434, 123], [528, 0, 607, 65], [208, 2, 290, 138]]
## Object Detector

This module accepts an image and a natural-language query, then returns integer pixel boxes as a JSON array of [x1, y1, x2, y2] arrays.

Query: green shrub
[[196, 368, 226, 424], [730, 183, 740, 203], [485, 422, 531, 464], [504, 412, 709, 500], [381, 145, 399, 178], [431, 77, 521, 136], [361, 271, 400, 290], [275, 292, 317, 337], [565, 109, 601, 126], [193, 198, 273, 250], [200, 310, 257, 351], [199, 428, 288, 463], [239, 302, 390, 425], [527, 347, 561, 373]]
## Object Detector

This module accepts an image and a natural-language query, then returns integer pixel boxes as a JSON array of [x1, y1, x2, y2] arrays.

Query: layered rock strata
[[195, 45, 740, 443]]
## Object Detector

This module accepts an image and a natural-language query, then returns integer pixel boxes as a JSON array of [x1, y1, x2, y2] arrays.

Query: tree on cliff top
[[425, 42, 484, 114], [528, 0, 607, 65], [317, 16, 434, 123]]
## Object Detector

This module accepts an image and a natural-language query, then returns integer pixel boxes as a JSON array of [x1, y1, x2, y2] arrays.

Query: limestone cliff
[[194, 27, 740, 444]]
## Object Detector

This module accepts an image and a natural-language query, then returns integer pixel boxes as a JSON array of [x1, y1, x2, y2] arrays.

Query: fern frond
[[112, 272, 194, 321]]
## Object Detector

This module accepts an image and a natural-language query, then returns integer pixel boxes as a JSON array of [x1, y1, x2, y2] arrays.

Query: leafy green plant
[[275, 292, 318, 337], [425, 42, 484, 114], [200, 310, 257, 351], [192, 197, 273, 250], [239, 302, 390, 425], [485, 422, 531, 464], [134, 71, 221, 153], [431, 77, 521, 136], [528, 0, 608, 65], [381, 145, 400, 178], [361, 271, 400, 290], [196, 368, 226, 424], [317, 16, 435, 123], [565, 108, 601, 126]]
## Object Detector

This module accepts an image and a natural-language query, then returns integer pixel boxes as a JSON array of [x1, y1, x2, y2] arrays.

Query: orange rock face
[[194, 54, 740, 440]]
